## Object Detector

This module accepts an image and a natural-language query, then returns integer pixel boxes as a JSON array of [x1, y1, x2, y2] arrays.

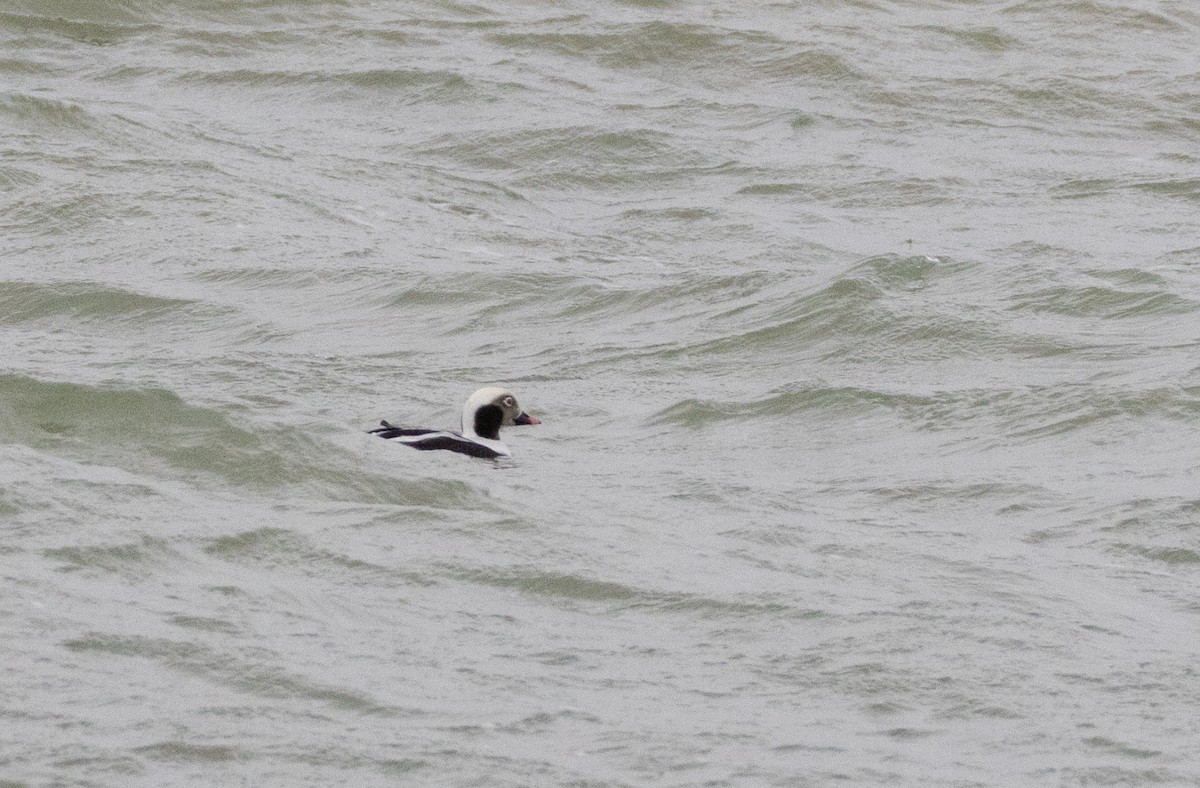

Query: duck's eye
[[503, 396, 515, 407]]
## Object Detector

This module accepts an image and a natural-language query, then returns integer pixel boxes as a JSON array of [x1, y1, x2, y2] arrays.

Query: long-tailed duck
[[369, 387, 540, 459]]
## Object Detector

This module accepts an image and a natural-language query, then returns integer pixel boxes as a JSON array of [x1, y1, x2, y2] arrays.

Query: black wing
[[403, 435, 503, 459]]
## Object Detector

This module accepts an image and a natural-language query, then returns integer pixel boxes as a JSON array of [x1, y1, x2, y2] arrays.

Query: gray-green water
[[3, 1, 1200, 785]]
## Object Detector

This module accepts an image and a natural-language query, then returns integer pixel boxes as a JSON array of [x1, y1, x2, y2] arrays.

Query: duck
[[369, 387, 540, 459]]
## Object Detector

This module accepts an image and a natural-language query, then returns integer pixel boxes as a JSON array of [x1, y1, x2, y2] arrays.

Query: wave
[[647, 381, 1200, 442], [627, 255, 1033, 364], [0, 280, 222, 325], [1007, 284, 1196, 319], [0, 374, 504, 507]]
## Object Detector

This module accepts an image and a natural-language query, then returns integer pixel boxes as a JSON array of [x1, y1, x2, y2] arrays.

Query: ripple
[[62, 633, 398, 714], [417, 125, 701, 181], [647, 386, 936, 427], [452, 566, 822, 619], [44, 535, 181, 578], [200, 526, 436, 587], [177, 67, 477, 105], [0, 92, 101, 133], [489, 22, 776, 72], [134, 741, 246, 763]]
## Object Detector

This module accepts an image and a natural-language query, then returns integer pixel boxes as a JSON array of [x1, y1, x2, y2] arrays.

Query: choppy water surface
[[3, 0, 1200, 785]]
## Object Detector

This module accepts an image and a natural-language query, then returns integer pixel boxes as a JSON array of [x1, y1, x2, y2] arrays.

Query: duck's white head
[[461, 387, 540, 440]]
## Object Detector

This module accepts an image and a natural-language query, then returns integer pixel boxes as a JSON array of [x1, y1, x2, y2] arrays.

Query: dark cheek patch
[[473, 404, 503, 440]]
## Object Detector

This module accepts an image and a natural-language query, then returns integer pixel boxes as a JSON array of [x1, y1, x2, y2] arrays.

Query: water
[[3, 0, 1200, 785]]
